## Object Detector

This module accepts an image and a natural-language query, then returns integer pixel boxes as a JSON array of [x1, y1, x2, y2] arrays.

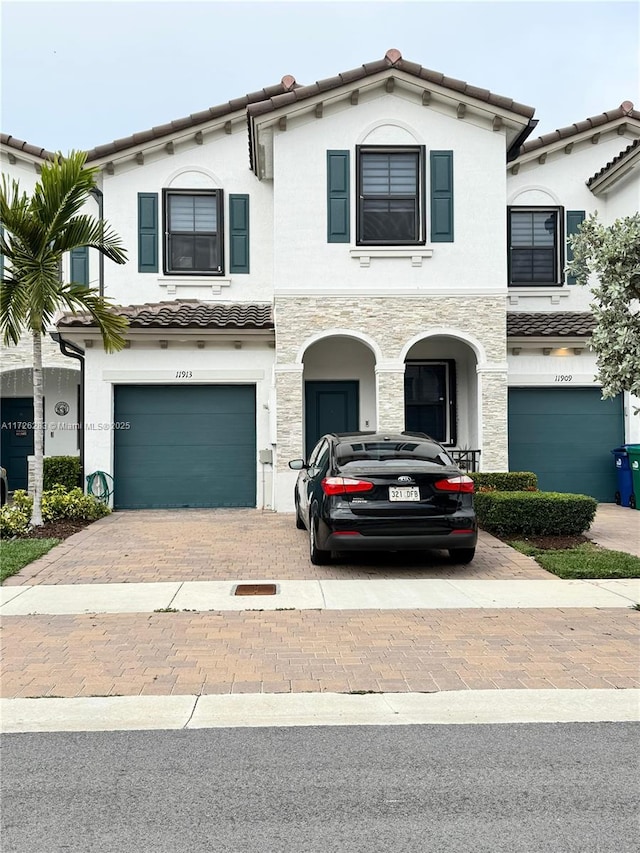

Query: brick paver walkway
[[2, 608, 638, 699], [3, 509, 550, 586]]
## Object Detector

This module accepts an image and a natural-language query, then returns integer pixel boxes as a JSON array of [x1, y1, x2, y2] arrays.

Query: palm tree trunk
[[30, 329, 44, 527]]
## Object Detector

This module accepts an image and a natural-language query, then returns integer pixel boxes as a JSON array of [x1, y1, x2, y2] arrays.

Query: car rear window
[[335, 441, 454, 467]]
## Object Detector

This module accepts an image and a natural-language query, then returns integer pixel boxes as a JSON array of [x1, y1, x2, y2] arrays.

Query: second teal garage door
[[114, 385, 256, 509], [508, 388, 624, 501]]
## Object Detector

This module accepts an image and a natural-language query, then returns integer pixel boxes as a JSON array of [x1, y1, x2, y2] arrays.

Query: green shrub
[[7, 486, 110, 526], [470, 471, 538, 492], [43, 456, 81, 491], [0, 504, 30, 538], [474, 491, 597, 536]]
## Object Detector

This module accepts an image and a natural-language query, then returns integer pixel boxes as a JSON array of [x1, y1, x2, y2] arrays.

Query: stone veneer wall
[[0, 332, 79, 374], [274, 295, 508, 470]]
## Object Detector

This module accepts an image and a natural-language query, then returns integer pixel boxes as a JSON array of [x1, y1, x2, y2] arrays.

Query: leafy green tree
[[568, 212, 640, 400], [0, 151, 128, 526]]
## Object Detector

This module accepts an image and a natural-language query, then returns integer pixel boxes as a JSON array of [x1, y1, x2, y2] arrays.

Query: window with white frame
[[357, 146, 425, 245], [163, 189, 224, 275], [508, 207, 563, 286]]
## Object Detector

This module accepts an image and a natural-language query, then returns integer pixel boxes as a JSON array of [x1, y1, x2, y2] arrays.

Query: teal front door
[[0, 398, 34, 491], [305, 381, 359, 456]]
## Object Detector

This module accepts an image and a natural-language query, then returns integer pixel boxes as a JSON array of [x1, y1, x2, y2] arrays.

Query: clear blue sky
[[2, 0, 638, 153]]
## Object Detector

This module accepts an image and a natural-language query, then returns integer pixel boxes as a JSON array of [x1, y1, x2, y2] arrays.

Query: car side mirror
[[288, 459, 307, 470]]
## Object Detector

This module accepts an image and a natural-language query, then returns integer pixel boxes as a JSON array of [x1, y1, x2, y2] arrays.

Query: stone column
[[375, 362, 406, 432], [274, 364, 304, 470], [477, 364, 509, 471]]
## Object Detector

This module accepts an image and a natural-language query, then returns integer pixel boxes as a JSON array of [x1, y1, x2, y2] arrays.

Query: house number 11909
[[175, 371, 193, 379], [554, 375, 573, 382]]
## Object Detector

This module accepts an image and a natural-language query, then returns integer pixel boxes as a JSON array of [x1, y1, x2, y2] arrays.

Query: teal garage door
[[508, 388, 624, 501], [114, 385, 256, 509]]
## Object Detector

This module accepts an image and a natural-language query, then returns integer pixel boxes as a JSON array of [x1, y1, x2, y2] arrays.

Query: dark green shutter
[[138, 193, 158, 273], [229, 194, 250, 273], [566, 210, 585, 284], [327, 150, 350, 243], [430, 151, 454, 242], [70, 246, 89, 285]]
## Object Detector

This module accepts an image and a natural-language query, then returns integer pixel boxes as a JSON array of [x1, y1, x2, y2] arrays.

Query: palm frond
[[58, 282, 129, 352], [53, 215, 128, 265]]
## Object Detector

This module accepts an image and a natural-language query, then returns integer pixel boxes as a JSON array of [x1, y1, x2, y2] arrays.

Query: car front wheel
[[448, 547, 475, 564], [294, 493, 305, 529], [309, 515, 331, 565]]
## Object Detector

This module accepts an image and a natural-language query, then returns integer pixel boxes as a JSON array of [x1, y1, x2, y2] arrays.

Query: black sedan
[[289, 431, 477, 565]]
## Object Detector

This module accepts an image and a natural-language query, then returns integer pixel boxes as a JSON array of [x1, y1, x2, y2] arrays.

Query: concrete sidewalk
[[1, 503, 639, 733], [2, 577, 639, 614], [3, 690, 638, 733]]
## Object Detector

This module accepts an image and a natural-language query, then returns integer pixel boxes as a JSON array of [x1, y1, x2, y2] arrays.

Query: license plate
[[388, 486, 420, 502]]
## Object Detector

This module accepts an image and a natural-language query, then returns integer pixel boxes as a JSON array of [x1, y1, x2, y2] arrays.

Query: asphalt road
[[2, 722, 638, 852]]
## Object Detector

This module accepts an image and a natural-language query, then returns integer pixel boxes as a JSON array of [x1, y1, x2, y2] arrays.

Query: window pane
[[511, 248, 555, 282], [170, 235, 195, 269], [362, 153, 417, 196], [194, 196, 216, 232], [194, 235, 217, 270], [362, 199, 416, 241], [169, 194, 217, 233], [532, 212, 555, 246]]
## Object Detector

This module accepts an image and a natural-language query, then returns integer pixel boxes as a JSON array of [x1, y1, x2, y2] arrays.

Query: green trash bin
[[626, 444, 640, 510]]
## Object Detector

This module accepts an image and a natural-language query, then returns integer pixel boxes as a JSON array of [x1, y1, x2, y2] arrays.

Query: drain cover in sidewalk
[[234, 583, 277, 596]]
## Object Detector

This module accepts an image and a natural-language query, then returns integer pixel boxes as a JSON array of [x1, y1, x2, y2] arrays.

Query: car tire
[[295, 497, 305, 530], [448, 547, 476, 564], [309, 514, 331, 565]]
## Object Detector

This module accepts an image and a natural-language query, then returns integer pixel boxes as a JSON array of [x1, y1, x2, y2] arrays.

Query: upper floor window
[[508, 207, 563, 286], [163, 189, 224, 275], [357, 146, 425, 245]]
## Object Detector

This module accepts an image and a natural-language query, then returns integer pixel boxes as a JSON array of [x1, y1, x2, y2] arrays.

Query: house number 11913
[[175, 371, 193, 379], [554, 375, 573, 382]]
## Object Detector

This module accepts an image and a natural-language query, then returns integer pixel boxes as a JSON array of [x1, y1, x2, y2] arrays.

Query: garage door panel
[[114, 475, 252, 509], [115, 415, 256, 447], [114, 445, 255, 477], [508, 388, 624, 501], [116, 386, 255, 415], [114, 385, 256, 509]]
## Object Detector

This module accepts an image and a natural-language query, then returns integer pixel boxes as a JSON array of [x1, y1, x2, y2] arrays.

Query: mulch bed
[[497, 533, 591, 550], [21, 519, 92, 541]]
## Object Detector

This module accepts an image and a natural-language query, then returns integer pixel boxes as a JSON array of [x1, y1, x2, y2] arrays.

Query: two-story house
[[1, 49, 638, 510]]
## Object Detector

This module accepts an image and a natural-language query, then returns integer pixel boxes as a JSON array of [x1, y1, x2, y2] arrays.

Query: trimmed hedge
[[43, 456, 81, 491], [474, 491, 597, 537], [470, 471, 538, 492]]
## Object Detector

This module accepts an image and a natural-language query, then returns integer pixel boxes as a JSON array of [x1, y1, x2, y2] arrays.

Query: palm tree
[[0, 150, 128, 526]]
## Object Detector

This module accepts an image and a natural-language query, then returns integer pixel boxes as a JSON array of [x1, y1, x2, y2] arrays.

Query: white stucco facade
[[2, 50, 639, 507]]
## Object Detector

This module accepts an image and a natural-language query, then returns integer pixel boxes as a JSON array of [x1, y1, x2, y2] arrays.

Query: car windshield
[[335, 441, 454, 467]]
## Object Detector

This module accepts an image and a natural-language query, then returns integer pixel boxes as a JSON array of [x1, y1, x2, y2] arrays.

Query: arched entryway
[[302, 334, 377, 455], [0, 366, 80, 490], [403, 334, 480, 467]]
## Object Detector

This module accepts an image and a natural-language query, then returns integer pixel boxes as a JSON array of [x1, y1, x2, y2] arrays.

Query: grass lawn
[[0, 538, 60, 583], [509, 540, 640, 580]]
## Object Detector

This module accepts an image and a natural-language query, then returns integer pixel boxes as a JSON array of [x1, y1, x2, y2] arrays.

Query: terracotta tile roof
[[2, 50, 535, 161], [0, 134, 55, 160], [1, 84, 293, 162], [507, 312, 595, 337], [58, 301, 274, 330], [247, 49, 536, 121], [587, 137, 640, 186], [519, 101, 640, 155]]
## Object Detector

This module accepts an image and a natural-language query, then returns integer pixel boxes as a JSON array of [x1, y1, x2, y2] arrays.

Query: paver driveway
[[4, 508, 551, 586]]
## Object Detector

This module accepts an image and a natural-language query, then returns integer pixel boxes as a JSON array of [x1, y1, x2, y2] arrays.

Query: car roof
[[330, 431, 436, 444]]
